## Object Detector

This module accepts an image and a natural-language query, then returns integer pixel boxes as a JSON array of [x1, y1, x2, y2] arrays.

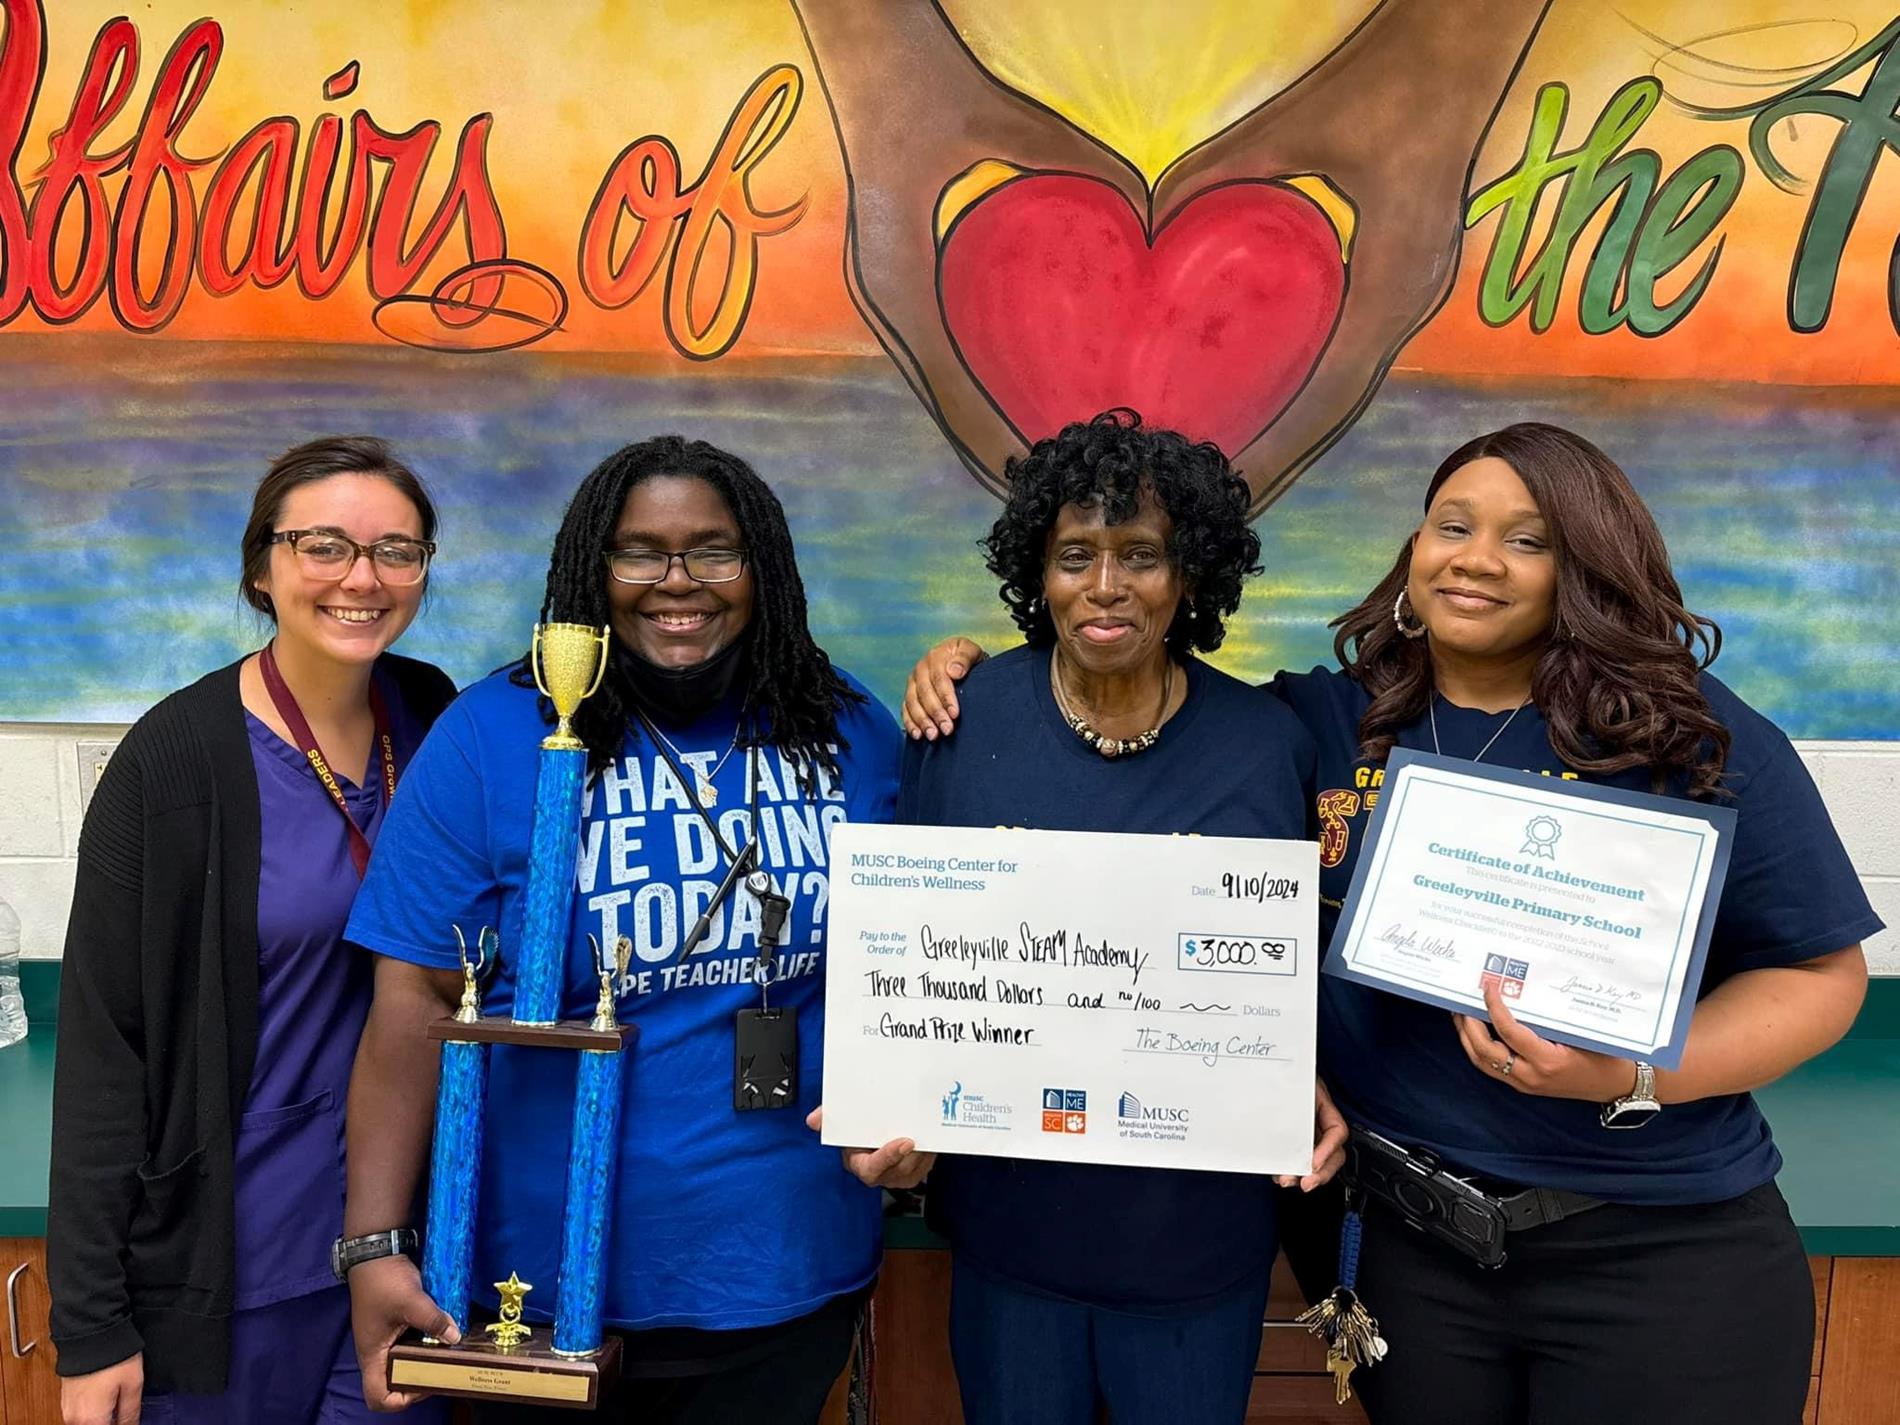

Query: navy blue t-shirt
[[1270, 666, 1882, 1205], [905, 645, 1318, 1307]]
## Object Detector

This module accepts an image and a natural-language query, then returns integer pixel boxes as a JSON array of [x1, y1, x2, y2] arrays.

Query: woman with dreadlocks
[[341, 436, 900, 1424]]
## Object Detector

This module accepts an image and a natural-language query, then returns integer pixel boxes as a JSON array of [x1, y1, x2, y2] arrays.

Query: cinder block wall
[[1, 723, 1895, 973]]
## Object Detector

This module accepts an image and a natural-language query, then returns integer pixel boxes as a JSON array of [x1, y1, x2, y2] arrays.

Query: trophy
[[388, 622, 635, 1410]]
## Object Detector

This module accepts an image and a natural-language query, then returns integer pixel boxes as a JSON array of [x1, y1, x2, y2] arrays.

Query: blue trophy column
[[421, 1037, 488, 1335], [514, 745, 585, 1025], [552, 1047, 626, 1356]]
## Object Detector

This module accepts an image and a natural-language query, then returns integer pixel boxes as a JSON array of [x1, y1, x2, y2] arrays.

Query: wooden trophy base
[[389, 1331, 622, 1410]]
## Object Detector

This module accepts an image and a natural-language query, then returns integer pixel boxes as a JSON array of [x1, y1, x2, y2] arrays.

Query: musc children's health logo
[[1116, 1092, 1191, 1143], [941, 1081, 1012, 1131], [1041, 1087, 1087, 1134], [1479, 954, 1531, 999], [1178, 933, 1297, 975]]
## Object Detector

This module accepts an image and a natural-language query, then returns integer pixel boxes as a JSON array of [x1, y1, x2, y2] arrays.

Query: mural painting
[[0, 0, 1894, 739]]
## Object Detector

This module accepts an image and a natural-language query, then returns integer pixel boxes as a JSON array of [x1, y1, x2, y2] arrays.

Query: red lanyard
[[258, 642, 398, 878]]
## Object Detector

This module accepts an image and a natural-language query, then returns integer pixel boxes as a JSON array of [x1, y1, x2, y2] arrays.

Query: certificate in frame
[[1324, 750, 1736, 1069]]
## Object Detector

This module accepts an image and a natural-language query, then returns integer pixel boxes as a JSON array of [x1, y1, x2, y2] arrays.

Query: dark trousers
[[1351, 1180, 1813, 1425], [947, 1253, 1270, 1425], [470, 1300, 857, 1425], [141, 1286, 448, 1425]]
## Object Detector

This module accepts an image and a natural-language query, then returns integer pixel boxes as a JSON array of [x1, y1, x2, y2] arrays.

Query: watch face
[[1603, 1099, 1663, 1129]]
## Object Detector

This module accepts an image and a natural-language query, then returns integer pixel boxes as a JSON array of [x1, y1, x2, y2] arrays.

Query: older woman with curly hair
[[905, 421, 1875, 1425], [830, 410, 1346, 1425]]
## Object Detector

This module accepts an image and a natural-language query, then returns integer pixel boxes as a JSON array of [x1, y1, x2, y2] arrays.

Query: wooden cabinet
[[2, 1238, 56, 1425], [858, 1250, 1898, 1424], [1817, 1260, 1900, 1425]]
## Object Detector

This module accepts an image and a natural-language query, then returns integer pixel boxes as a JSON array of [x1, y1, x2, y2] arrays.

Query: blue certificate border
[[1322, 750, 1737, 1069]]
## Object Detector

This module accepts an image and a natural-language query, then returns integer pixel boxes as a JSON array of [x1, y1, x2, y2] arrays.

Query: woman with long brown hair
[[49, 437, 455, 1425], [903, 421, 1876, 1425]]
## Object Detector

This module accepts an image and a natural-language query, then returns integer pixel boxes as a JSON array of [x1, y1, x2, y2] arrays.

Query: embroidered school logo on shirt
[[1316, 788, 1361, 868], [1042, 1087, 1087, 1133]]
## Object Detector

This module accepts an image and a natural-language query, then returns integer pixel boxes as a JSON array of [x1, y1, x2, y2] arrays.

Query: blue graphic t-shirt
[[905, 645, 1318, 1307], [1269, 665, 1883, 1205], [346, 667, 901, 1329]]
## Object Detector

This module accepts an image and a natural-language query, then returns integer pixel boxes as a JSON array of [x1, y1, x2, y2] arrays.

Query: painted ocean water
[[1, 337, 1894, 739]]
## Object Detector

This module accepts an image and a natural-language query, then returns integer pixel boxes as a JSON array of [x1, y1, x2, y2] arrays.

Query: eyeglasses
[[268, 530, 435, 586], [604, 547, 749, 585]]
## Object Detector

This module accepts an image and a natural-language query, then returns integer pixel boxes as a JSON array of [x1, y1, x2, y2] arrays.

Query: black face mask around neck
[[620, 631, 751, 727]]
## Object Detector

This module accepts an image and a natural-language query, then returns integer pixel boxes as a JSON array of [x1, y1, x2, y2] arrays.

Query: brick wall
[[1, 723, 1895, 973]]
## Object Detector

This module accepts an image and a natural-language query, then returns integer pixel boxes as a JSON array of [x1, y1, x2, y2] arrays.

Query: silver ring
[[1501, 1051, 1517, 1078]]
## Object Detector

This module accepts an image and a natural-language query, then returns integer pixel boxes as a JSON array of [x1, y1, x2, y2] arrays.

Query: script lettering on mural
[[0, 0, 805, 354], [1468, 17, 1900, 338]]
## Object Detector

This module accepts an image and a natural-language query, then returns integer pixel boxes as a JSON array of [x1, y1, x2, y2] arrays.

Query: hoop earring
[[1393, 588, 1427, 640]]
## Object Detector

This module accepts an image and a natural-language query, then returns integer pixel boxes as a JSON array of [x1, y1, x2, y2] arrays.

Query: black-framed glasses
[[268, 530, 436, 586], [604, 547, 748, 585]]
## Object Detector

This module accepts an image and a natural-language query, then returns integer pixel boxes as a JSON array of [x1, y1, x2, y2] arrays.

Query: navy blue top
[[905, 645, 1318, 1307], [1270, 665, 1883, 1205]]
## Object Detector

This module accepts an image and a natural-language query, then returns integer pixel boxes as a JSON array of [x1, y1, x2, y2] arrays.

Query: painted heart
[[939, 174, 1346, 456]]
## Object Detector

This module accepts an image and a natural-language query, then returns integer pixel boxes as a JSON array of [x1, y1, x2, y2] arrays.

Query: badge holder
[[734, 871, 795, 1111]]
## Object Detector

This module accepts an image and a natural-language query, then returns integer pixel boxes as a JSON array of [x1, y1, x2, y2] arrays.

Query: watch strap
[[332, 1227, 418, 1280]]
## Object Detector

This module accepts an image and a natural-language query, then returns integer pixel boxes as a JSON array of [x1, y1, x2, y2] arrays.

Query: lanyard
[[630, 707, 792, 995], [258, 641, 397, 878]]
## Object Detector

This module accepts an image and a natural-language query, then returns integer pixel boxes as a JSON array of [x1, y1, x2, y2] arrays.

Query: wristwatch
[[330, 1227, 419, 1281], [1600, 1062, 1661, 1129]]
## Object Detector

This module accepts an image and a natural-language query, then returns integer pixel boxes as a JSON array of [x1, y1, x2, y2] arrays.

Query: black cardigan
[[47, 653, 456, 1391]]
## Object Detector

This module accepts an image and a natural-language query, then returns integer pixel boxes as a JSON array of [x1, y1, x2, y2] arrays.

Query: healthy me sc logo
[[1178, 934, 1297, 975]]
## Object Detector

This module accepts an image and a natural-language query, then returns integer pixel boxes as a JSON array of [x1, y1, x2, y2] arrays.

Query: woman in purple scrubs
[[49, 437, 456, 1425]]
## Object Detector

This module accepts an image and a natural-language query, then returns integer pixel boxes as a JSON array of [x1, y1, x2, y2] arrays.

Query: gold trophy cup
[[531, 622, 611, 750]]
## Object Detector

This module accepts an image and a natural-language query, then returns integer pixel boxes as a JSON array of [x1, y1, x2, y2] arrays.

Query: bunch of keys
[[1297, 1285, 1388, 1404]]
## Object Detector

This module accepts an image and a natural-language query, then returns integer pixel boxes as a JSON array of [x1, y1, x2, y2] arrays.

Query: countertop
[[4, 967, 1896, 1251]]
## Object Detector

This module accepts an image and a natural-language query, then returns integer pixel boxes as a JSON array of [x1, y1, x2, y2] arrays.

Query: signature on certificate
[[1377, 922, 1458, 960], [1557, 976, 1644, 1005]]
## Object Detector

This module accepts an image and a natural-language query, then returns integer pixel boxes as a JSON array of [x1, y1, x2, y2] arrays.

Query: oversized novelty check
[[1326, 751, 1736, 1070], [820, 823, 1318, 1175]]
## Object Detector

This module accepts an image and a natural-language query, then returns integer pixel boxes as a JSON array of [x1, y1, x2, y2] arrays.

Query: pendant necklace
[[1050, 654, 1173, 759], [646, 720, 740, 806], [1429, 692, 1529, 765]]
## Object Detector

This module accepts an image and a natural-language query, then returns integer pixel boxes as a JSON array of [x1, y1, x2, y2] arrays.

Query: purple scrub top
[[235, 669, 428, 1309]]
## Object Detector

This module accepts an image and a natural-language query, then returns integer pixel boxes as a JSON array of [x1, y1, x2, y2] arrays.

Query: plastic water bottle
[[0, 899, 26, 1049]]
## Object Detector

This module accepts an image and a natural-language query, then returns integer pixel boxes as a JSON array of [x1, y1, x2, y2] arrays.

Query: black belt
[[1494, 1184, 1605, 1231]]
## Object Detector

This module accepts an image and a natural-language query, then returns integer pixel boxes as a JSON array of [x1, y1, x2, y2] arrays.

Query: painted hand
[[795, 0, 1552, 509]]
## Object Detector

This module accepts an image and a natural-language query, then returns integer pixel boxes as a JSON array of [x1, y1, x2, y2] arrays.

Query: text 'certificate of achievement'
[[1327, 750, 1736, 1069], [821, 823, 1319, 1175]]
